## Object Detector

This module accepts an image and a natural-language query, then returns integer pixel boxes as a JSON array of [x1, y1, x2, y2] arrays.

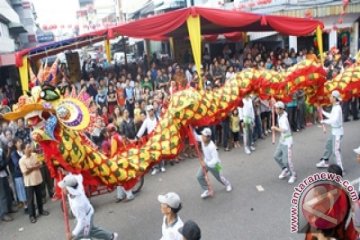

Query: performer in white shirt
[[316, 90, 345, 170], [271, 101, 297, 184], [58, 174, 118, 240], [193, 128, 232, 199], [136, 105, 165, 175]]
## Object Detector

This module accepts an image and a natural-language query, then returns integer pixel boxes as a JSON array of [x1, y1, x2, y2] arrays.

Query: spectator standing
[[15, 118, 31, 144], [230, 109, 241, 148], [240, 95, 255, 155], [10, 138, 27, 212], [0, 145, 15, 222], [286, 94, 299, 132], [124, 79, 135, 119], [19, 143, 49, 223]]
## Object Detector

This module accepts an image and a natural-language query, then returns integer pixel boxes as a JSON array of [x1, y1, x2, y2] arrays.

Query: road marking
[[256, 185, 264, 192]]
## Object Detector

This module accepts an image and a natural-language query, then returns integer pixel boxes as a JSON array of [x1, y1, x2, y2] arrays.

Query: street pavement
[[0, 120, 359, 240]]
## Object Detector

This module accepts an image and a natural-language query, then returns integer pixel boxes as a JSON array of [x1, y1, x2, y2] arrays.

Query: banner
[[186, 15, 203, 89], [19, 56, 29, 92]]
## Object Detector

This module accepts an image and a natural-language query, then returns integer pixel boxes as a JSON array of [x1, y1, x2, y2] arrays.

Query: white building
[[0, 0, 26, 53], [10, 0, 38, 49]]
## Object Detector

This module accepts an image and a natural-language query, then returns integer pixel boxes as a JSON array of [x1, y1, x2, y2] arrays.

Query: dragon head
[[2, 85, 92, 142]]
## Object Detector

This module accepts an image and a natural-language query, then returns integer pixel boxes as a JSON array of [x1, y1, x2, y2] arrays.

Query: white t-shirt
[[136, 116, 158, 138], [322, 103, 343, 136], [160, 216, 183, 240], [194, 132, 221, 168], [278, 112, 293, 146]]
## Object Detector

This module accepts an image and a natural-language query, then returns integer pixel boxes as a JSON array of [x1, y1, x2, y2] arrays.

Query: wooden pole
[[317, 106, 326, 134], [58, 170, 71, 240]]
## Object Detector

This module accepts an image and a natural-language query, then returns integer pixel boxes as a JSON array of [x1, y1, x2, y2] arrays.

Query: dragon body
[[3, 55, 360, 190]]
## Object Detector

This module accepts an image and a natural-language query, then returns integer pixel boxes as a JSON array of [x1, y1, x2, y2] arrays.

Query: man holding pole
[[316, 90, 344, 170], [193, 128, 232, 199], [271, 101, 297, 184], [58, 173, 118, 240]]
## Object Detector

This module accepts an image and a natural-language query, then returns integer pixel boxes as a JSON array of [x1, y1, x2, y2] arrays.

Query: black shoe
[[39, 210, 49, 216], [24, 208, 28, 214]]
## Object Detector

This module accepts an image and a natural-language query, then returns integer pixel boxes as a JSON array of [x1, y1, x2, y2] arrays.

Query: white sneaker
[[250, 146, 256, 151], [151, 168, 159, 175], [245, 147, 251, 155], [113, 232, 118, 240], [278, 168, 290, 179], [200, 190, 212, 199], [288, 175, 297, 184], [225, 184, 232, 192], [161, 167, 166, 173], [316, 160, 329, 168], [354, 146, 360, 155]]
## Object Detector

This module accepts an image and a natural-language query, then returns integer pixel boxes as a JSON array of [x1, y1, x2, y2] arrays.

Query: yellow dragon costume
[[2, 53, 360, 191]]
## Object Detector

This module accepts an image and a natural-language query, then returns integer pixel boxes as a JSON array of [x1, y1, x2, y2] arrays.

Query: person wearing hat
[[316, 90, 344, 170], [158, 192, 183, 240], [136, 105, 164, 175], [271, 101, 297, 184], [193, 127, 232, 198], [178, 220, 201, 240], [58, 174, 118, 240]]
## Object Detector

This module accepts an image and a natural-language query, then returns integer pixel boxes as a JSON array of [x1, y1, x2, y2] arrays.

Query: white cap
[[275, 101, 285, 109], [201, 128, 212, 137], [58, 174, 84, 196], [158, 192, 181, 209], [146, 105, 154, 111], [331, 90, 342, 101], [58, 174, 78, 189], [354, 146, 360, 155]]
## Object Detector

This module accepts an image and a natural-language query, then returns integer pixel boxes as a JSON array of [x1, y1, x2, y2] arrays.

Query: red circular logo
[[301, 182, 349, 229]]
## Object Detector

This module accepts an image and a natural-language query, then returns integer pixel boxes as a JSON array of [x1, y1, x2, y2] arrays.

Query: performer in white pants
[[272, 101, 297, 184], [316, 90, 344, 170]]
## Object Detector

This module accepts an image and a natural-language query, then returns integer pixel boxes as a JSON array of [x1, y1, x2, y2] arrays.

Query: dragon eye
[[40, 89, 60, 101]]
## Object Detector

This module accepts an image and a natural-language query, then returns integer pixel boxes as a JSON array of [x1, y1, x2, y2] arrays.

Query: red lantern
[[67, 24, 72, 28], [338, 18, 343, 24], [42, 24, 48, 30], [53, 24, 57, 30], [60, 24, 64, 29]]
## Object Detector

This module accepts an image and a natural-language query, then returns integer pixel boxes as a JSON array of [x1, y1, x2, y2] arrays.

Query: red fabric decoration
[[224, 32, 244, 41]]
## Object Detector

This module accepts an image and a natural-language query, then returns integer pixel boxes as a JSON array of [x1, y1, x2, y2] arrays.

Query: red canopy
[[110, 7, 323, 39], [14, 7, 324, 66]]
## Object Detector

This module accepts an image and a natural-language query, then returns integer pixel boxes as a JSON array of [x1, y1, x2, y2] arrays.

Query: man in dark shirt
[[15, 119, 31, 144]]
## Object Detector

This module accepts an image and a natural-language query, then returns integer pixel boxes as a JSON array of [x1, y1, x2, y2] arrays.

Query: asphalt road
[[1, 120, 359, 240]]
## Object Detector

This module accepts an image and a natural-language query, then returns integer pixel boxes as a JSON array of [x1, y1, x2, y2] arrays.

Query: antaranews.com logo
[[290, 172, 358, 233]]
